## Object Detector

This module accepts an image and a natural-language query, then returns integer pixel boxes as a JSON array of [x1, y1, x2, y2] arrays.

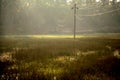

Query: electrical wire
[[77, 8, 120, 17]]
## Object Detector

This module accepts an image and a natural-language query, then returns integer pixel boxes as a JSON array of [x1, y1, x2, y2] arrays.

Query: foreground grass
[[0, 37, 120, 80]]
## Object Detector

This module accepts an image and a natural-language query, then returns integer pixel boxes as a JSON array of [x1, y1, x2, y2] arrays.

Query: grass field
[[0, 35, 120, 80]]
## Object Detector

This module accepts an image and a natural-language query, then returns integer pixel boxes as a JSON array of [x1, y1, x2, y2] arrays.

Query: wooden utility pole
[[72, 3, 78, 39]]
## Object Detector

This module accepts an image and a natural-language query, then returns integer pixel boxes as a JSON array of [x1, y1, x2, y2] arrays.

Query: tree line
[[0, 0, 120, 35]]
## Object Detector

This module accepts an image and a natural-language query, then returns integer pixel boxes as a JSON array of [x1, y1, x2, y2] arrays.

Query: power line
[[78, 8, 120, 17], [78, 4, 115, 10], [76, 2, 119, 10], [71, 3, 120, 39]]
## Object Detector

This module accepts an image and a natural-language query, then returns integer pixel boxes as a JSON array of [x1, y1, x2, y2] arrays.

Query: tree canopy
[[0, 0, 120, 35]]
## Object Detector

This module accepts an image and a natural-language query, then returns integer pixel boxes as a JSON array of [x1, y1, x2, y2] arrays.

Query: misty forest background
[[0, 0, 120, 35]]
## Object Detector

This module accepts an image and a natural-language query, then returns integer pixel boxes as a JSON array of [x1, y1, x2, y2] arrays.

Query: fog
[[0, 0, 120, 35]]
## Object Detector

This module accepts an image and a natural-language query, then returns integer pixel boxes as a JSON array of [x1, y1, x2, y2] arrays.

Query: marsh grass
[[0, 37, 120, 80]]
